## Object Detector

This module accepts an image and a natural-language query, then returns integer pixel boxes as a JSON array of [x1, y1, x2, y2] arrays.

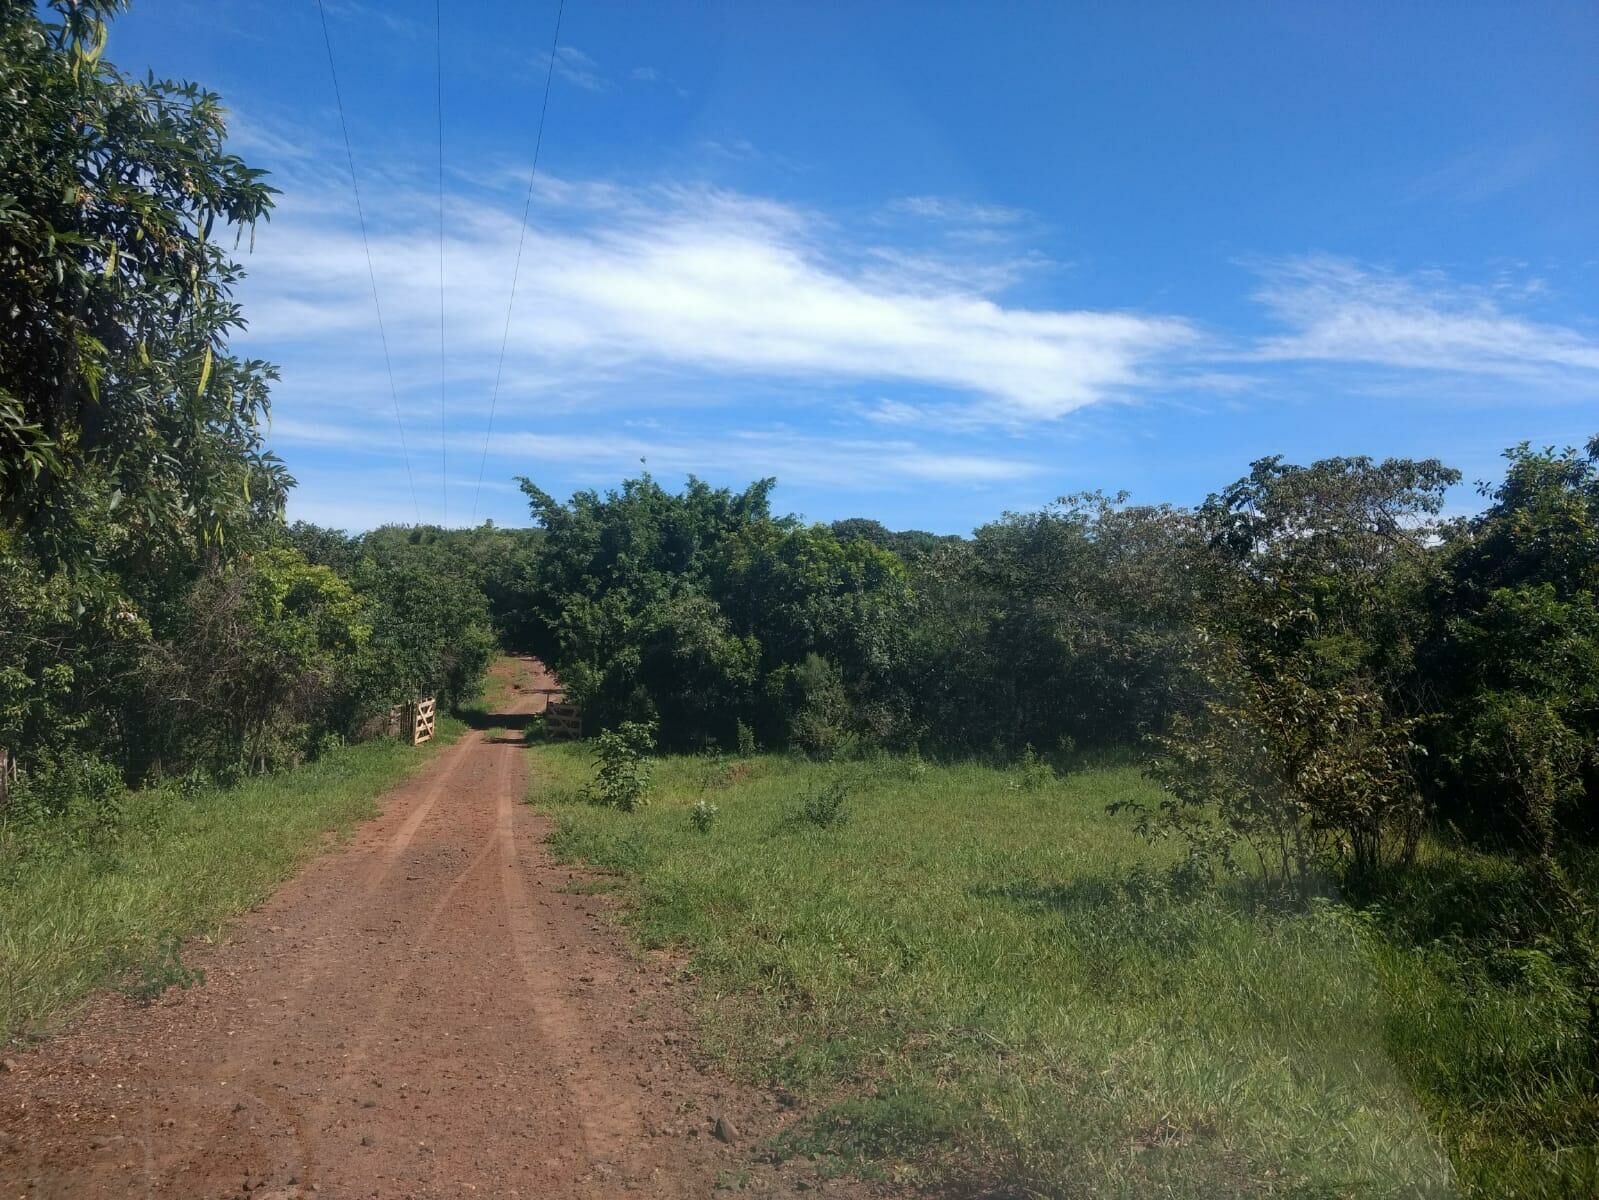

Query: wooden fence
[[381, 697, 437, 745], [545, 702, 583, 740], [412, 697, 437, 745]]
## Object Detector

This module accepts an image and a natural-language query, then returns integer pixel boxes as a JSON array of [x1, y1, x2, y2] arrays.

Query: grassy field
[[0, 720, 461, 1041], [531, 744, 1598, 1198]]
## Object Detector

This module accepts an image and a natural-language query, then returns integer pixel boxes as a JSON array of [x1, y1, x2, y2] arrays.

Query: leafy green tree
[[142, 548, 368, 774], [1425, 438, 1599, 841], [905, 493, 1209, 754], [350, 538, 496, 716], [0, 0, 287, 568], [516, 474, 909, 750], [1142, 457, 1459, 882]]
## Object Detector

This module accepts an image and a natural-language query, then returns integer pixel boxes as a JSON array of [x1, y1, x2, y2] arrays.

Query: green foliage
[[517, 474, 909, 751], [690, 797, 719, 833], [904, 492, 1211, 755], [120, 935, 203, 1005], [1424, 439, 1599, 843], [533, 747, 1470, 1196], [1144, 659, 1425, 887], [588, 721, 656, 812], [0, 0, 289, 567], [1010, 744, 1056, 792], [140, 547, 369, 773], [793, 778, 850, 828], [782, 653, 853, 759]]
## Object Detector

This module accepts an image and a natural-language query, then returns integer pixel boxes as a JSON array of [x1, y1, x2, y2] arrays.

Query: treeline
[[1, 520, 534, 812], [517, 440, 1599, 877], [0, 2, 518, 829]]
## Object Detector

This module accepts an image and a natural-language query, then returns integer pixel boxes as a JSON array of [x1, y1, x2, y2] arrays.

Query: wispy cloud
[[1253, 256, 1599, 389], [630, 66, 661, 83], [271, 420, 1041, 489], [240, 174, 1195, 425], [887, 195, 1029, 227], [538, 45, 604, 91]]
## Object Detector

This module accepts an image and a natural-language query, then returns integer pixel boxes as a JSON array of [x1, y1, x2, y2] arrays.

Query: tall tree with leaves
[[0, 0, 288, 569]]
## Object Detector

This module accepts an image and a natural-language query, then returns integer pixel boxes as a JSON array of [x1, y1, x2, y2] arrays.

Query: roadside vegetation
[[0, 718, 460, 1038], [521, 445, 1599, 1197], [534, 743, 1595, 1197], [0, 3, 523, 1037]]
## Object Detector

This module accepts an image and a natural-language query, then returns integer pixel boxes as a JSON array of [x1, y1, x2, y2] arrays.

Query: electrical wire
[[314, 0, 421, 525], [469, 0, 566, 521], [435, 0, 448, 526]]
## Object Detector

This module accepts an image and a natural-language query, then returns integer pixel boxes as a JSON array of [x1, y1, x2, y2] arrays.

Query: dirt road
[[0, 659, 821, 1199]]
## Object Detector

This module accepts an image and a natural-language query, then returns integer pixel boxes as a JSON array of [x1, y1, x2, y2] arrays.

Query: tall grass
[[0, 721, 460, 1040], [533, 745, 1596, 1197]]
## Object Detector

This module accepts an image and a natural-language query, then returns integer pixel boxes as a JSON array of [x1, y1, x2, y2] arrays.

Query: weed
[[121, 936, 205, 1005], [793, 779, 850, 829], [1008, 744, 1056, 792], [691, 798, 720, 833]]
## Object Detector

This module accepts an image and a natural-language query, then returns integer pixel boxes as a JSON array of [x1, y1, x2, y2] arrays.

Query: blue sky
[[110, 1, 1597, 532]]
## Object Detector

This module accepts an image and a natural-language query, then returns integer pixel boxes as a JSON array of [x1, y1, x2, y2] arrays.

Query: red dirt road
[[0, 659, 835, 1199]]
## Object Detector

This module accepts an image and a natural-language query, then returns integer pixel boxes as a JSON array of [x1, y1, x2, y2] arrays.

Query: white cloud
[[887, 195, 1029, 226], [239, 176, 1195, 424], [541, 45, 604, 91], [270, 419, 1040, 490], [1253, 256, 1599, 387], [630, 66, 661, 83]]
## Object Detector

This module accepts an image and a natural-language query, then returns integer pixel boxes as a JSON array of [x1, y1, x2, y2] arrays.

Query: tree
[[142, 548, 368, 774], [1140, 457, 1459, 883], [1424, 438, 1599, 842], [0, 0, 288, 568]]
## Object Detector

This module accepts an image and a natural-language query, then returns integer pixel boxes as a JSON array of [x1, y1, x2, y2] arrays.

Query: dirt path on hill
[[0, 658, 856, 1199]]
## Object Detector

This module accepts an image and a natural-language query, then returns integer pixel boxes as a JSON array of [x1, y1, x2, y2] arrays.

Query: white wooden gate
[[412, 697, 437, 745]]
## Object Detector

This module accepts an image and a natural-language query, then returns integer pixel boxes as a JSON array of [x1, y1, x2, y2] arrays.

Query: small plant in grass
[[794, 779, 850, 828], [736, 720, 757, 757], [1008, 744, 1056, 792], [691, 797, 720, 833], [588, 721, 657, 812], [122, 936, 205, 1005]]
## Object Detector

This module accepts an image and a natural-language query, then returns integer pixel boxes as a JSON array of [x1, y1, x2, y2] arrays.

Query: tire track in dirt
[[0, 658, 858, 1199]]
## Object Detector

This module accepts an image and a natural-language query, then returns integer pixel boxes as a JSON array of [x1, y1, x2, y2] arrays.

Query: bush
[[589, 721, 656, 812], [690, 797, 719, 833], [794, 779, 850, 829]]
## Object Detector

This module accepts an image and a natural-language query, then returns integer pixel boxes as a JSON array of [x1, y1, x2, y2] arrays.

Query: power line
[[435, 0, 448, 526], [470, 0, 566, 522], [314, 0, 421, 525]]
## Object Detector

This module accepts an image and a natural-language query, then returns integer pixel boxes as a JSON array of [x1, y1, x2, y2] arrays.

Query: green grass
[[532, 745, 1598, 1198], [0, 719, 462, 1041]]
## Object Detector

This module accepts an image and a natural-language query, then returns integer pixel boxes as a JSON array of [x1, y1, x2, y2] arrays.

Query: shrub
[[788, 654, 852, 759], [795, 779, 850, 829], [589, 721, 656, 812], [1011, 745, 1056, 791], [690, 798, 719, 833]]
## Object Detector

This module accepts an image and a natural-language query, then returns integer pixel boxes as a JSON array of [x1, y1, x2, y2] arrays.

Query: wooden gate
[[412, 697, 437, 745], [545, 702, 582, 740]]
